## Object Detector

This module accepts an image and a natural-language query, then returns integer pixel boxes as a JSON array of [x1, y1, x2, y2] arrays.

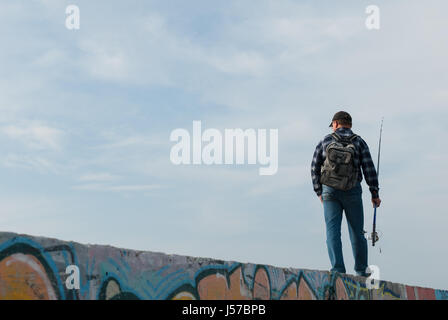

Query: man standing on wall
[[311, 111, 381, 277]]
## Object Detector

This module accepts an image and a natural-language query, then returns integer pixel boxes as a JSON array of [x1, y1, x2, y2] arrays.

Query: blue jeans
[[322, 182, 368, 276]]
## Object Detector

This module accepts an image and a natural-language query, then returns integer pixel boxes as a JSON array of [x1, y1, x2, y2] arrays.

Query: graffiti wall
[[0, 232, 446, 300]]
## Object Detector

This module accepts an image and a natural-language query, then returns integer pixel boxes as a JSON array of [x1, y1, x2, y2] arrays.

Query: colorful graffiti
[[0, 232, 446, 300], [0, 240, 65, 300]]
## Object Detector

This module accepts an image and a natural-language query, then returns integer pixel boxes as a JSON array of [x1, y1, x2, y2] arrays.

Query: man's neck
[[334, 126, 352, 133]]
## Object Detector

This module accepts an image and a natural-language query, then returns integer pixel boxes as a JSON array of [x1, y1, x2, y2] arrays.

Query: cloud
[[93, 133, 166, 150], [78, 173, 121, 182], [0, 153, 57, 173], [208, 51, 268, 76], [72, 183, 163, 192], [1, 123, 64, 151], [79, 40, 130, 81]]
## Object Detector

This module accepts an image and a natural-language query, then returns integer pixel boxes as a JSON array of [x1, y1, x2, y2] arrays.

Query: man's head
[[329, 111, 352, 132]]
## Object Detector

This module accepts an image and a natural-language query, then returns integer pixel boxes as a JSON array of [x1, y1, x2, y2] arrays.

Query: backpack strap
[[331, 133, 358, 145], [331, 133, 342, 142]]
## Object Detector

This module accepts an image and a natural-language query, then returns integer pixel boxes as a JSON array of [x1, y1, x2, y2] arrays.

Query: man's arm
[[359, 138, 380, 201], [311, 140, 325, 197]]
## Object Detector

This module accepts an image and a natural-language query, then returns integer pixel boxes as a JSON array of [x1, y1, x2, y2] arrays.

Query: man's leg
[[342, 184, 368, 276], [322, 187, 346, 274]]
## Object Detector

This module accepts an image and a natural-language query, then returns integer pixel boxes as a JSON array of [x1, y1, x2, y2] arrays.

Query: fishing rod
[[371, 118, 383, 247]]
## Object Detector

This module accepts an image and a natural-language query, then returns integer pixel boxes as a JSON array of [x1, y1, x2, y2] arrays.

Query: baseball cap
[[329, 111, 352, 127]]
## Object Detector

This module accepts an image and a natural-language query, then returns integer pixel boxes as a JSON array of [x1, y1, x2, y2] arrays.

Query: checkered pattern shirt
[[311, 127, 379, 198]]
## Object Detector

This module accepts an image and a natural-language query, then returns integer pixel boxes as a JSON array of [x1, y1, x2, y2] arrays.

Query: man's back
[[311, 127, 379, 200]]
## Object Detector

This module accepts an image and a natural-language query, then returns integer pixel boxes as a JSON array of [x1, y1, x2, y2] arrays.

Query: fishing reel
[[370, 231, 379, 245], [363, 230, 382, 244], [363, 230, 383, 253]]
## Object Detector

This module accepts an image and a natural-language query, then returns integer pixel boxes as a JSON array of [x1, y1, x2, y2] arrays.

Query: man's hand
[[372, 198, 381, 208], [319, 195, 323, 204]]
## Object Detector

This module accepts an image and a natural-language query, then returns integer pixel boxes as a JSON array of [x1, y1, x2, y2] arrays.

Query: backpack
[[320, 133, 359, 191]]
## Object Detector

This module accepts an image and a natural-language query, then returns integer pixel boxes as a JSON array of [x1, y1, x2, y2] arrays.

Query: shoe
[[356, 272, 371, 277]]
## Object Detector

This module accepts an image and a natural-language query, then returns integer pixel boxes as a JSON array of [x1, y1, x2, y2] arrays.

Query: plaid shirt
[[311, 127, 379, 198]]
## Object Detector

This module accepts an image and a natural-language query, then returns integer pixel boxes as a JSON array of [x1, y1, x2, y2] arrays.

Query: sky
[[1, 0, 448, 290]]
